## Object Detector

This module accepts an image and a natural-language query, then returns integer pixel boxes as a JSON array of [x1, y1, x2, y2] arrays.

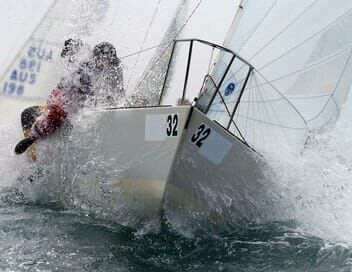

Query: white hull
[[163, 107, 288, 233], [36, 106, 190, 228], [32, 105, 285, 231]]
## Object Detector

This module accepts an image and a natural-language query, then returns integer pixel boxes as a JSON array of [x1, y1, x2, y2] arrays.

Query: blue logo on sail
[[224, 82, 236, 96]]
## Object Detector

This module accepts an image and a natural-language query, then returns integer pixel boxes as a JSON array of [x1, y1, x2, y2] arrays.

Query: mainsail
[[199, 0, 352, 153]]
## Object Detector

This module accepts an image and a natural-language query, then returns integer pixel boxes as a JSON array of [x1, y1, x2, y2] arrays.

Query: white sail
[[226, 0, 352, 129], [94, 0, 185, 97], [102, 0, 235, 106], [198, 0, 352, 153], [129, 0, 188, 106]]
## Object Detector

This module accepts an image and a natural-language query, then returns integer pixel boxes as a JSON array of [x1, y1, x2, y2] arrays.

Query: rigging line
[[234, 102, 241, 137], [234, 113, 308, 130], [213, 91, 332, 106], [214, 26, 352, 91], [287, 93, 332, 100], [306, 47, 352, 123], [0, 0, 57, 83], [231, 116, 247, 144], [207, 58, 252, 92], [176, 0, 202, 39], [252, 73, 267, 147], [252, 74, 256, 147], [247, 0, 320, 63], [244, 72, 254, 138], [254, 72, 274, 147], [210, 101, 307, 130], [210, 104, 296, 125], [256, 72, 281, 128], [120, 42, 172, 60], [207, 67, 255, 107], [213, 87, 247, 143], [255, 69, 308, 126], [231, 0, 319, 79], [230, 4, 352, 84], [120, 0, 188, 61], [258, 6, 352, 71], [260, 78, 274, 151], [235, 0, 279, 54], [214, 43, 350, 105], [221, 91, 332, 106], [134, 0, 204, 92], [216, 88, 247, 143], [212, 40, 352, 102], [249, 41, 352, 91], [126, 0, 163, 90], [256, 71, 288, 145]]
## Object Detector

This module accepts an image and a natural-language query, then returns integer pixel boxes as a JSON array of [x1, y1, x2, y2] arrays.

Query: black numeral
[[191, 124, 211, 148], [167, 114, 178, 137]]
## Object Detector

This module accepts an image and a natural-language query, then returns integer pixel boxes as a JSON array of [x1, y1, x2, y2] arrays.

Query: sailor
[[92, 42, 125, 106], [16, 38, 85, 160], [14, 41, 124, 157], [61, 38, 83, 63]]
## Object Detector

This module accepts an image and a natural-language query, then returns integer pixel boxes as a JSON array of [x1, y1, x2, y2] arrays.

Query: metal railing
[[159, 38, 254, 145]]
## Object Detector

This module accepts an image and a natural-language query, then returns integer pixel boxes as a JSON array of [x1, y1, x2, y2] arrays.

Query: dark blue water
[[0, 193, 352, 272]]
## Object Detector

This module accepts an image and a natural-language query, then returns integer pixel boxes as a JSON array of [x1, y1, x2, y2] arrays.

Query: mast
[[222, 0, 246, 48]]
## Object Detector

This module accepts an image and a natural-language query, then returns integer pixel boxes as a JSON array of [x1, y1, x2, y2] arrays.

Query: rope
[[258, 6, 352, 71], [230, 0, 319, 77], [247, 0, 319, 63], [307, 47, 352, 123], [126, 0, 163, 90], [236, 0, 279, 53], [254, 69, 307, 125], [133, 0, 204, 92], [120, 42, 171, 60]]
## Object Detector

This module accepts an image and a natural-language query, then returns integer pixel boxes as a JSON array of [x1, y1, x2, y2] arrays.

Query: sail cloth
[[0, 0, 193, 112], [202, 0, 352, 153], [0, 0, 109, 103], [95, 0, 184, 99], [124, 0, 188, 106], [226, 0, 352, 129]]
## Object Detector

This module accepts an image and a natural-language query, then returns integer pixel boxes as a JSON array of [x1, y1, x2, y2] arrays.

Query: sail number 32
[[190, 124, 212, 148], [166, 114, 178, 137]]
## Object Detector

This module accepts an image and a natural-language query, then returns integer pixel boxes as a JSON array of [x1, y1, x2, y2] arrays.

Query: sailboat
[[13, 0, 352, 232], [162, 0, 352, 232]]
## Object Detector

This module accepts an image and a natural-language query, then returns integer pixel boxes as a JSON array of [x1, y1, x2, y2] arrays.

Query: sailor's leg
[[20, 105, 46, 161]]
